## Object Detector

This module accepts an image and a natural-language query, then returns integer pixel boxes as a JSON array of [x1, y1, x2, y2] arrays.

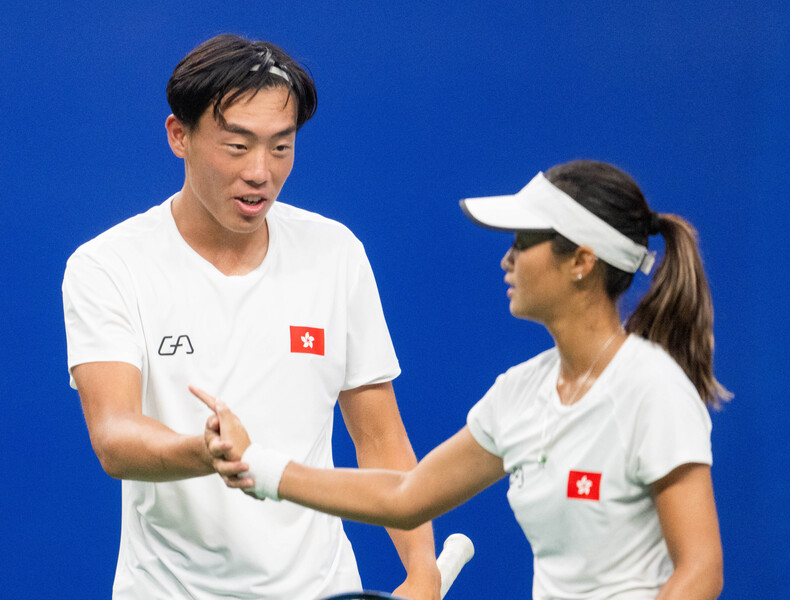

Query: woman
[[192, 160, 727, 599]]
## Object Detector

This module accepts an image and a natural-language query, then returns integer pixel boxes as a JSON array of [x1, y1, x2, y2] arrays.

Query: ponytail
[[626, 214, 731, 407], [544, 160, 731, 407]]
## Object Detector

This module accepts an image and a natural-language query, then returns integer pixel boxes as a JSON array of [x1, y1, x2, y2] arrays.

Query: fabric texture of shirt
[[467, 334, 712, 600], [63, 197, 400, 599]]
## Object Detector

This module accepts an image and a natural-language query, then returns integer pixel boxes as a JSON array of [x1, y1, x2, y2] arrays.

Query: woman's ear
[[569, 245, 598, 282]]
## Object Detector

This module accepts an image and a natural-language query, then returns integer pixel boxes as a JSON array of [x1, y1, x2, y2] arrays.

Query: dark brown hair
[[166, 34, 317, 131], [546, 160, 731, 407]]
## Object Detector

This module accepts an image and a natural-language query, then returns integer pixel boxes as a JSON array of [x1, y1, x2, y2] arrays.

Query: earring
[[576, 273, 583, 280]]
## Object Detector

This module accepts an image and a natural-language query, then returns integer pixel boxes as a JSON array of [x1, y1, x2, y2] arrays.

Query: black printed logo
[[509, 465, 526, 489], [158, 335, 194, 355]]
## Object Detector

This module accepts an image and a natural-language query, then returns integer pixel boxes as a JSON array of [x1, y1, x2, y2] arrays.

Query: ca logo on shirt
[[158, 335, 194, 355], [567, 470, 602, 501], [290, 326, 325, 356]]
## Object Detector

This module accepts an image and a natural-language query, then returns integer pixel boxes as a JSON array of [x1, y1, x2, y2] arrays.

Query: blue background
[[2, 2, 788, 598]]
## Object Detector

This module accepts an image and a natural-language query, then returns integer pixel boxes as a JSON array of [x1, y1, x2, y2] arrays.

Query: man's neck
[[170, 192, 271, 276]]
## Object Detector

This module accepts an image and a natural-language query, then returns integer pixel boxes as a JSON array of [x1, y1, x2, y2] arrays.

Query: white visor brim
[[460, 172, 656, 274]]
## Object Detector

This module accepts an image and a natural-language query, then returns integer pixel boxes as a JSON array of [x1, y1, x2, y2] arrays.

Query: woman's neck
[[548, 303, 626, 405]]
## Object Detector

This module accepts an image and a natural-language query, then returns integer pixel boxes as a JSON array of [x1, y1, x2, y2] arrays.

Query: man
[[62, 34, 439, 599]]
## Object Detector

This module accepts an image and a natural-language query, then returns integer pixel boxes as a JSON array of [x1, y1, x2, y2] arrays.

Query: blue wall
[[2, 2, 788, 598]]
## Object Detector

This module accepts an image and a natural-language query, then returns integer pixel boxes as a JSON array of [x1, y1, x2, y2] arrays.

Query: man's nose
[[241, 149, 270, 186]]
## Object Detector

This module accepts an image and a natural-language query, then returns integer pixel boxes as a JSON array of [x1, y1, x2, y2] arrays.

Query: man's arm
[[73, 361, 213, 481], [338, 381, 441, 600]]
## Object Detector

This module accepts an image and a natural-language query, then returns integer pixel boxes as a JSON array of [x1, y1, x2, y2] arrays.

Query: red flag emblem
[[290, 326, 325, 356], [567, 470, 602, 501]]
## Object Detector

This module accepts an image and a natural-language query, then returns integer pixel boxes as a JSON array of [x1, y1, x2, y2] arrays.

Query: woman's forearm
[[280, 462, 434, 529], [279, 427, 506, 530]]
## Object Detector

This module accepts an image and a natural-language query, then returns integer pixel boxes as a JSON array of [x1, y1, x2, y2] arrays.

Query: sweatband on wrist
[[241, 443, 292, 501]]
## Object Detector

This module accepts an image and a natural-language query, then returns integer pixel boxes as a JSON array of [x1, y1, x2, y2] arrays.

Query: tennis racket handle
[[436, 533, 474, 598]]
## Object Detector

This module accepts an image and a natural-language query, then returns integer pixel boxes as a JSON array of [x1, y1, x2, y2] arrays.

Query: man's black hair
[[166, 34, 317, 130]]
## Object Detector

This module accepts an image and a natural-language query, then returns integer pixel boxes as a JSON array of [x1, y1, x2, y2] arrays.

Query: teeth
[[240, 196, 262, 205]]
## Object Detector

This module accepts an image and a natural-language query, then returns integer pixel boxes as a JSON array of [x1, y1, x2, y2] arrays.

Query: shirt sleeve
[[629, 373, 713, 485], [341, 241, 400, 391], [467, 378, 504, 457], [62, 248, 144, 389]]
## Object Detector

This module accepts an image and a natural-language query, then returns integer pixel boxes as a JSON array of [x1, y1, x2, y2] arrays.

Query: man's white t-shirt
[[63, 198, 400, 599], [467, 335, 712, 600]]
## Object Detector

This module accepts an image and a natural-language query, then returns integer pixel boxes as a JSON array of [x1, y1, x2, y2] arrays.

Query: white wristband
[[240, 443, 292, 501]]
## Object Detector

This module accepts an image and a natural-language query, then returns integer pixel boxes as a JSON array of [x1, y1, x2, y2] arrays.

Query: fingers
[[208, 436, 233, 457], [193, 394, 259, 497], [189, 385, 218, 412], [222, 474, 255, 489], [213, 459, 254, 489], [191, 386, 251, 461], [206, 414, 219, 431], [190, 385, 234, 419]]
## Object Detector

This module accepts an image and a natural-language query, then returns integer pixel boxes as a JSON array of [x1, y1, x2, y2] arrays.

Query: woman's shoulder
[[611, 335, 708, 416], [493, 346, 559, 392], [618, 335, 694, 386]]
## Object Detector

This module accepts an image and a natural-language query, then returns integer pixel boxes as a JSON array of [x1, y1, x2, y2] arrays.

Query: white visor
[[460, 172, 656, 274]]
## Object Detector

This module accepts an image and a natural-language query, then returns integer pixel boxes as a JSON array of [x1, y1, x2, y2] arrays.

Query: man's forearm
[[74, 362, 215, 482], [90, 413, 214, 481], [355, 438, 439, 589], [386, 521, 439, 574]]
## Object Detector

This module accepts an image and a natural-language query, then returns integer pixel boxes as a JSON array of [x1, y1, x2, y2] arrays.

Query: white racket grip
[[436, 533, 474, 598]]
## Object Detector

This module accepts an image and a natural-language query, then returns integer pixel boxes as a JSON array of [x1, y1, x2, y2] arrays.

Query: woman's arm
[[280, 425, 506, 529], [191, 384, 506, 530], [653, 463, 724, 599]]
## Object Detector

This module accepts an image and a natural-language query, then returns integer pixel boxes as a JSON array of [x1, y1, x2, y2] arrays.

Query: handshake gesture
[[190, 386, 291, 500]]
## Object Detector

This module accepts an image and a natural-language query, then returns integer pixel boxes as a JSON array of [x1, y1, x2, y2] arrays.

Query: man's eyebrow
[[271, 125, 297, 139], [221, 122, 297, 139], [221, 122, 255, 137]]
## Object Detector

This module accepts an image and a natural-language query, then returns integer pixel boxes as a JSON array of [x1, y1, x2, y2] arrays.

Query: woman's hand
[[190, 385, 255, 489]]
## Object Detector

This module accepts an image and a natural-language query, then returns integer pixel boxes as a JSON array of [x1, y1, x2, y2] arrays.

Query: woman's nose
[[501, 247, 515, 271]]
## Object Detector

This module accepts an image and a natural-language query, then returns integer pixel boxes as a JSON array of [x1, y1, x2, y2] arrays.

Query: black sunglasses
[[512, 230, 555, 252]]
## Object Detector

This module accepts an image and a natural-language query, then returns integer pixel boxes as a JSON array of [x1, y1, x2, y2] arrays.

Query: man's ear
[[569, 245, 598, 281], [165, 114, 188, 158]]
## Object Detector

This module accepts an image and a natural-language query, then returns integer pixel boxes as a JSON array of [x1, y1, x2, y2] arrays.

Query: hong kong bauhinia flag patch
[[290, 326, 325, 356], [567, 470, 602, 501]]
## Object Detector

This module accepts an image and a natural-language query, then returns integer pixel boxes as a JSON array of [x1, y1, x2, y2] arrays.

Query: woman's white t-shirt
[[467, 335, 712, 599]]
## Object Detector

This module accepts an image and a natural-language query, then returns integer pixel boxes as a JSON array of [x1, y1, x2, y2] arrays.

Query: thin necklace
[[537, 328, 624, 468], [559, 328, 623, 407]]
